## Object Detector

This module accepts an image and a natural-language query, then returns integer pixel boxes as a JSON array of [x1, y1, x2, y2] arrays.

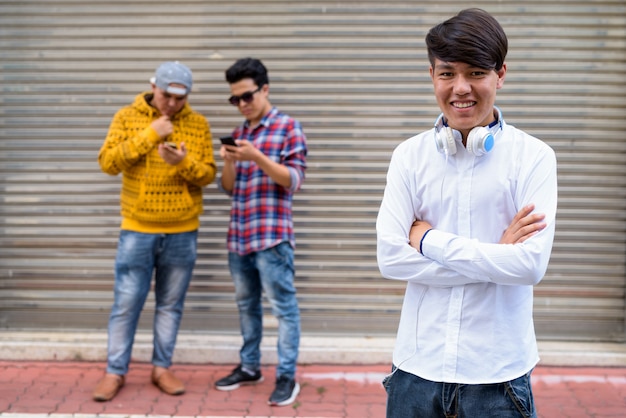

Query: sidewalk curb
[[1, 331, 625, 367]]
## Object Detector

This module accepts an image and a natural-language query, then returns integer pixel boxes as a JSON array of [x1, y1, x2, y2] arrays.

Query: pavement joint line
[[302, 371, 388, 383], [532, 374, 626, 385], [298, 370, 626, 385]]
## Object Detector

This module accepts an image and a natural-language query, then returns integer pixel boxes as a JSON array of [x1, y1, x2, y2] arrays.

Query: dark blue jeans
[[384, 366, 537, 418]]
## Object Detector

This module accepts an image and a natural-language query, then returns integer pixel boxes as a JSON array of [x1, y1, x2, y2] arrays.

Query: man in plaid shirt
[[214, 57, 307, 407]]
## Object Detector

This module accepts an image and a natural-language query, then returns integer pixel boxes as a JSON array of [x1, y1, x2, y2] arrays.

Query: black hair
[[225, 57, 269, 87], [425, 8, 508, 71]]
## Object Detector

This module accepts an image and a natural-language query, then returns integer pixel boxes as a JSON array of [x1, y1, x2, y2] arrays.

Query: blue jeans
[[106, 230, 197, 375], [384, 367, 537, 418], [228, 242, 300, 378]]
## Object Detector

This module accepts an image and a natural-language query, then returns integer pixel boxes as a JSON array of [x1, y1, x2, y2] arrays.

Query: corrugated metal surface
[[0, 0, 625, 341]]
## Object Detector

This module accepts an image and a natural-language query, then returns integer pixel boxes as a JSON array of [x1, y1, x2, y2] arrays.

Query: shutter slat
[[1, 0, 625, 341]]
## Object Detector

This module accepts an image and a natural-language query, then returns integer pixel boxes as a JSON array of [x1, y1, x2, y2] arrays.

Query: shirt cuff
[[420, 229, 455, 264], [287, 166, 303, 192]]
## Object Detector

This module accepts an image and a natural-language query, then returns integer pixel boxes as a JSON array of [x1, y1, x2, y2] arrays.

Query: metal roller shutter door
[[0, 1, 624, 342]]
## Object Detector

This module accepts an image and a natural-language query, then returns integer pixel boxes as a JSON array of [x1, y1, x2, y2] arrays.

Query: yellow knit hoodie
[[98, 92, 217, 234]]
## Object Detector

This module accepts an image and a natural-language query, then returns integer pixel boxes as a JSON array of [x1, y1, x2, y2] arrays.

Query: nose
[[453, 75, 471, 96]]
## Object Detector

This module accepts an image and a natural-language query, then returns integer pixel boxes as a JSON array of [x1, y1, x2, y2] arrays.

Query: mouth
[[452, 101, 476, 109]]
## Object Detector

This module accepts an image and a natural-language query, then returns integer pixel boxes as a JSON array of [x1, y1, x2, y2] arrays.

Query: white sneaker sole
[[268, 382, 300, 406], [215, 376, 264, 391]]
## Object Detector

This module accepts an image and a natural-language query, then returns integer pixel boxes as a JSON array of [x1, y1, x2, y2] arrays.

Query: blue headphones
[[434, 107, 503, 156]]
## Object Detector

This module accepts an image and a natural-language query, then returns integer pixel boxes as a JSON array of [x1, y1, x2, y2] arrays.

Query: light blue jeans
[[106, 230, 197, 375], [228, 242, 300, 378], [384, 366, 537, 418]]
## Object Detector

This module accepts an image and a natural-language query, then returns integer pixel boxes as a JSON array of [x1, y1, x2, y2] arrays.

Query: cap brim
[[166, 86, 188, 96]]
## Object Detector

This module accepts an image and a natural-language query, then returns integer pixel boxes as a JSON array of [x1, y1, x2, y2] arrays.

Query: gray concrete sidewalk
[[1, 330, 626, 367]]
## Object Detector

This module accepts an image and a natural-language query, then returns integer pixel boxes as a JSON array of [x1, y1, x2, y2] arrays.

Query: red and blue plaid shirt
[[225, 107, 307, 255]]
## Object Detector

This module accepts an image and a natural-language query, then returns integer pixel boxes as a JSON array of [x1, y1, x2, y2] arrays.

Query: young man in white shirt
[[376, 8, 558, 418]]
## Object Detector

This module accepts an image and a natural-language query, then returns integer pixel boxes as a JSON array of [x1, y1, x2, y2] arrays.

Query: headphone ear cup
[[435, 127, 457, 155], [467, 127, 495, 156]]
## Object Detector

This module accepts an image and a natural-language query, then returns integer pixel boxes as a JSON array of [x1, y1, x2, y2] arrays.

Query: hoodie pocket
[[132, 178, 195, 223]]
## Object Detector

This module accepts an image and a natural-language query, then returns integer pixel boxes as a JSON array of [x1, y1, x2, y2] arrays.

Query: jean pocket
[[381, 365, 397, 393], [272, 241, 293, 259], [504, 371, 535, 418]]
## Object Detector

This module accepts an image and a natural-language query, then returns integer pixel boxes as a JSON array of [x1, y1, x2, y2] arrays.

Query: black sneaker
[[214, 365, 263, 391], [268, 375, 300, 406]]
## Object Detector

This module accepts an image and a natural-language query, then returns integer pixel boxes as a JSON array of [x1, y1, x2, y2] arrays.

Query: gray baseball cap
[[151, 61, 193, 96]]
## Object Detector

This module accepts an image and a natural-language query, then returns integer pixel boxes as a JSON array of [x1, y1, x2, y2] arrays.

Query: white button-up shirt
[[376, 115, 558, 384]]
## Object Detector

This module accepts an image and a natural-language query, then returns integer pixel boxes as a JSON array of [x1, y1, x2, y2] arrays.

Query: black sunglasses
[[228, 86, 262, 106]]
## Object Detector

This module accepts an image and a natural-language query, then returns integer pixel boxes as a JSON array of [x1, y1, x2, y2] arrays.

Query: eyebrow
[[434, 62, 455, 70], [434, 62, 489, 72]]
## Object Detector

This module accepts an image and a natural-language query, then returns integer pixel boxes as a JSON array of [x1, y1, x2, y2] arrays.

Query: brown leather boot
[[93, 373, 125, 401], [151, 367, 185, 395]]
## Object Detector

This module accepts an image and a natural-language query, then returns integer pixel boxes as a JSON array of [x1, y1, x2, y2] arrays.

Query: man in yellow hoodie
[[94, 61, 217, 401]]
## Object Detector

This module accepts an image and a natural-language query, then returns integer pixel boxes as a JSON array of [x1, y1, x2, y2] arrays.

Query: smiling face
[[430, 59, 506, 139]]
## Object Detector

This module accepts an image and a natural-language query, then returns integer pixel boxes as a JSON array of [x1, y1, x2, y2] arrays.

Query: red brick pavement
[[0, 361, 624, 417]]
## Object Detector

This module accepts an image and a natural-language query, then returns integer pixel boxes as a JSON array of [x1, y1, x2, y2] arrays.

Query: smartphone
[[219, 136, 238, 147], [164, 141, 177, 149]]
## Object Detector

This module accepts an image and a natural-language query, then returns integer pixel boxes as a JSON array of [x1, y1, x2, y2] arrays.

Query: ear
[[496, 63, 507, 89], [258, 84, 270, 101], [429, 66, 434, 80]]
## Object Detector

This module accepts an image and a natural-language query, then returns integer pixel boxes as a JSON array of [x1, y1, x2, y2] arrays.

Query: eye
[[471, 70, 488, 77]]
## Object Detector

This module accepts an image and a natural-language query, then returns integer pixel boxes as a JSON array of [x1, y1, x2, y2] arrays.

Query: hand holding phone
[[220, 136, 238, 147]]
